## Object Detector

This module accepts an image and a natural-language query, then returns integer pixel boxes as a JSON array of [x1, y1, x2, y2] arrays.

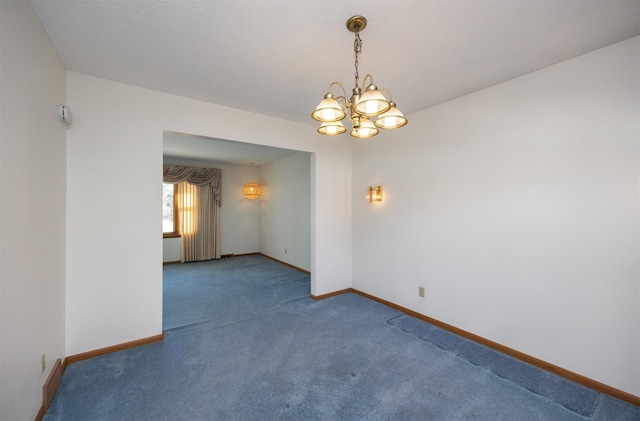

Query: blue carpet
[[162, 255, 311, 330], [44, 255, 639, 420], [387, 315, 598, 417]]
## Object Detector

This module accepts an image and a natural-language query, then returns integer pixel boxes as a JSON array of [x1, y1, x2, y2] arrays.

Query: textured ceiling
[[30, 0, 639, 129], [30, 0, 640, 164]]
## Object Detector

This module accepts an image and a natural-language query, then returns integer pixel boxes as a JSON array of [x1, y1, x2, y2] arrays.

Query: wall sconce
[[243, 183, 261, 200], [367, 186, 383, 203]]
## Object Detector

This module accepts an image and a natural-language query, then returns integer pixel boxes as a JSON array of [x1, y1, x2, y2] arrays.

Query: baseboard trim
[[64, 333, 164, 366], [34, 405, 45, 421], [34, 357, 65, 421], [313, 287, 639, 406], [258, 253, 311, 275], [43, 358, 63, 409], [162, 260, 181, 265], [310, 288, 352, 300]]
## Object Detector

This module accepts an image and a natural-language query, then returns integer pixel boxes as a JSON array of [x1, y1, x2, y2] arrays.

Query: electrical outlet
[[418, 287, 425, 298], [41, 353, 46, 372]]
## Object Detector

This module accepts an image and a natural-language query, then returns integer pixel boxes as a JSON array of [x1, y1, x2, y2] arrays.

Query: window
[[163, 183, 179, 237]]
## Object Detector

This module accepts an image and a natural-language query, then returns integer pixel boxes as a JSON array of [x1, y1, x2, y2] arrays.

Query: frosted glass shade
[[374, 103, 408, 129], [350, 116, 379, 138], [311, 95, 346, 122], [354, 86, 390, 116], [317, 120, 346, 136]]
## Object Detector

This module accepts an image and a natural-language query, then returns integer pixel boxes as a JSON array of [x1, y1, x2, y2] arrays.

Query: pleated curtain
[[163, 165, 221, 263]]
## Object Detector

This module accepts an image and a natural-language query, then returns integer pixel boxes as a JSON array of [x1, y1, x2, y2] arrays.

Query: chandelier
[[312, 16, 407, 138]]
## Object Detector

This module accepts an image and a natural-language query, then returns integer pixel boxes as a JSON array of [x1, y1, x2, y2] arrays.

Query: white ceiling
[[30, 0, 639, 163]]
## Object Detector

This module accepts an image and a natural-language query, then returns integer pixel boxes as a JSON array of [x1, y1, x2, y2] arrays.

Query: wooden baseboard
[[42, 358, 63, 410], [65, 334, 164, 366], [162, 260, 181, 265], [34, 358, 64, 421], [312, 287, 639, 406], [34, 405, 45, 421], [310, 288, 352, 300], [258, 253, 311, 275]]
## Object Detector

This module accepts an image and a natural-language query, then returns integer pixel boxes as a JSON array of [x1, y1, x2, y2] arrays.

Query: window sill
[[163, 233, 181, 239]]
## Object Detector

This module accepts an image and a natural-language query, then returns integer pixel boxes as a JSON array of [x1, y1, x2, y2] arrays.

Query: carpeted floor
[[44, 255, 639, 420]]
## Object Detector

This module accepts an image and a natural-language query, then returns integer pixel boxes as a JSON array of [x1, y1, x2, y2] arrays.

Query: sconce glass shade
[[367, 186, 383, 202], [351, 116, 379, 138], [354, 84, 391, 116], [374, 102, 408, 129], [243, 183, 261, 199], [311, 94, 346, 122], [318, 120, 347, 136]]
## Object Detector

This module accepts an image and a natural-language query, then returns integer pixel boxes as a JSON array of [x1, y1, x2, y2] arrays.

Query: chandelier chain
[[353, 30, 362, 89]]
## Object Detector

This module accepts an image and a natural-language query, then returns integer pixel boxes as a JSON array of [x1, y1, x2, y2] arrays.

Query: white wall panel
[[352, 37, 639, 395], [66, 72, 352, 355], [260, 152, 311, 271]]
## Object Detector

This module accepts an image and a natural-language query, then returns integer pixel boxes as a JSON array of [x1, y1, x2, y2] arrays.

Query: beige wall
[[0, 1, 67, 419]]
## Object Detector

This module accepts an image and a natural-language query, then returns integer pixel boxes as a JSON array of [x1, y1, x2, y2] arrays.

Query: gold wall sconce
[[367, 186, 383, 203], [243, 183, 260, 200]]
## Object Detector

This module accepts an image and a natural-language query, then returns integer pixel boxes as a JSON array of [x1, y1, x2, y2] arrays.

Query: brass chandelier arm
[[327, 81, 347, 98], [327, 81, 349, 114], [378, 87, 393, 103], [361, 74, 374, 91]]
